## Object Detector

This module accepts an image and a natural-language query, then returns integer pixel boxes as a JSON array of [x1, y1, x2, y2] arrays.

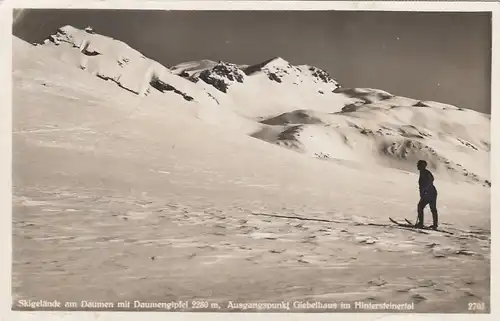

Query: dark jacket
[[419, 169, 437, 199]]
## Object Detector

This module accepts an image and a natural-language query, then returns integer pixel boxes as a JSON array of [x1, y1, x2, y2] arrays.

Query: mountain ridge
[[23, 25, 490, 187]]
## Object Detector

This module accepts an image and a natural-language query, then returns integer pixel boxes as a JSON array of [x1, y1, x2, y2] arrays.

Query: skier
[[415, 160, 438, 229]]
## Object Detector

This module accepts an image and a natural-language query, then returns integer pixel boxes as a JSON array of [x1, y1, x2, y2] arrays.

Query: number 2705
[[468, 302, 486, 311]]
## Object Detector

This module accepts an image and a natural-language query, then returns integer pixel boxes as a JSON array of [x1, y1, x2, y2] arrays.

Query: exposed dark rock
[[197, 62, 245, 93], [414, 101, 430, 107], [82, 49, 100, 56], [308, 66, 337, 85], [178, 71, 190, 78], [150, 76, 194, 101], [96, 74, 139, 95], [267, 72, 282, 83]]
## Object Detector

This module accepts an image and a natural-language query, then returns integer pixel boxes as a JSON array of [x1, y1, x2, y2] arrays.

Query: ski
[[389, 217, 414, 228], [388, 218, 430, 234], [389, 218, 453, 235]]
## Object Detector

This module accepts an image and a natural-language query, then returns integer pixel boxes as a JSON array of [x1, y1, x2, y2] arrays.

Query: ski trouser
[[417, 195, 438, 227]]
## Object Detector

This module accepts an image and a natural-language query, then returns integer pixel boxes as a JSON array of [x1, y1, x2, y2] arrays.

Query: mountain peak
[[57, 25, 79, 34], [265, 56, 291, 68], [196, 61, 246, 93], [243, 56, 292, 76]]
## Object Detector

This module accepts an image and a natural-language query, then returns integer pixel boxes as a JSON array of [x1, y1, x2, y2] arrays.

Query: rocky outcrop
[[196, 62, 246, 93]]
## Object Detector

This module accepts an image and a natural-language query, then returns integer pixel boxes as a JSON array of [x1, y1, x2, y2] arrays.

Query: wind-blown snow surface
[[12, 30, 490, 313]]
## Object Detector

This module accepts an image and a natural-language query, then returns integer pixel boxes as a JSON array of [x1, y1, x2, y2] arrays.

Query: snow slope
[[255, 101, 490, 186], [36, 26, 261, 135], [190, 56, 358, 118], [170, 59, 218, 77], [12, 34, 490, 313], [39, 27, 361, 118], [33, 26, 491, 187]]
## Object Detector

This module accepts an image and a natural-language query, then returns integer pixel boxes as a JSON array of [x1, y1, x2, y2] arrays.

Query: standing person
[[416, 160, 438, 229]]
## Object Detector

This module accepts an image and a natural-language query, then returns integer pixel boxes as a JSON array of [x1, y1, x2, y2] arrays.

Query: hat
[[417, 160, 427, 167]]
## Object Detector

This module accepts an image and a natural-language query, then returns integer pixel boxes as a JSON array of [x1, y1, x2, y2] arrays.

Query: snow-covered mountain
[[33, 25, 490, 187], [12, 26, 491, 312]]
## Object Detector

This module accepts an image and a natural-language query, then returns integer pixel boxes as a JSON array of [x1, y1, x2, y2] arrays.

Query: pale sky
[[13, 9, 491, 113]]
